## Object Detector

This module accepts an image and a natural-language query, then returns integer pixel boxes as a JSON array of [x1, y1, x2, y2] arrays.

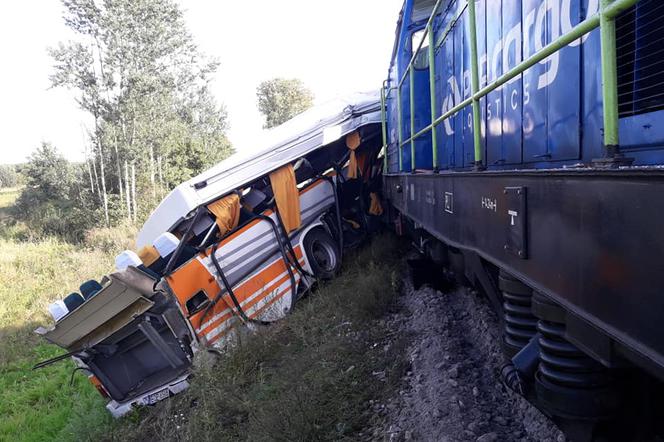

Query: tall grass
[[0, 220, 137, 441], [0, 187, 21, 225]]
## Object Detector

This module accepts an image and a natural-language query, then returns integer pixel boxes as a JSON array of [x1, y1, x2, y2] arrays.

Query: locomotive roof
[[137, 91, 382, 249]]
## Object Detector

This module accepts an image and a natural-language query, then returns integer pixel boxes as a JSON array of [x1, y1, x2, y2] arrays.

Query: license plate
[[146, 388, 170, 405]]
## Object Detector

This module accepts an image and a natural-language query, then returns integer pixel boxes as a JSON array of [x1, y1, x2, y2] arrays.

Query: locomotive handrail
[[383, 0, 640, 172]]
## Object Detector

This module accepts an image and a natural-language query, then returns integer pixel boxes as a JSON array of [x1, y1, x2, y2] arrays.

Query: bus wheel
[[304, 229, 340, 280]]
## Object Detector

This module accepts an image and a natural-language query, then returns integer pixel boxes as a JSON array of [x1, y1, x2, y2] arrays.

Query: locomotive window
[[616, 0, 664, 118], [412, 29, 430, 70], [412, 0, 437, 23]]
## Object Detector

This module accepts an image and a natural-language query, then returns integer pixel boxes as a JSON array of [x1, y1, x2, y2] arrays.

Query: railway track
[[368, 257, 565, 441]]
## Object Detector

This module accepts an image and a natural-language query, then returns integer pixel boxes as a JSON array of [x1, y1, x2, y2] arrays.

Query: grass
[[0, 200, 138, 441], [0, 187, 21, 219], [92, 234, 407, 442], [0, 238, 118, 441], [1, 185, 407, 441]]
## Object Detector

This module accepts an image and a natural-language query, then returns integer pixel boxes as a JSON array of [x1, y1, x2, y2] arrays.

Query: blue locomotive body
[[385, 0, 664, 172], [382, 0, 664, 433]]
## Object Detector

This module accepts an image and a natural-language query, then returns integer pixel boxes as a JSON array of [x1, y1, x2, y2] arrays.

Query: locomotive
[[381, 0, 664, 439]]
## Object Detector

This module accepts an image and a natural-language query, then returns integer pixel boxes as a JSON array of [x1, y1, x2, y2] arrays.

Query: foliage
[[256, 78, 314, 128], [0, 164, 20, 188], [49, 0, 233, 227], [13, 144, 99, 241], [19, 143, 75, 199]]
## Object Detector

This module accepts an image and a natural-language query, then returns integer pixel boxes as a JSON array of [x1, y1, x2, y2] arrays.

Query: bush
[[0, 165, 19, 189], [14, 190, 101, 242], [12, 144, 105, 242], [84, 223, 138, 254]]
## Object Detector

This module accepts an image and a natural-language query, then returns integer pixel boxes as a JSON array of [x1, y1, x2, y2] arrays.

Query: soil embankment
[[367, 259, 564, 442]]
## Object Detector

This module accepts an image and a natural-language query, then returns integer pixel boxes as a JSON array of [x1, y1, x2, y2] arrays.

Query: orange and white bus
[[35, 92, 385, 417]]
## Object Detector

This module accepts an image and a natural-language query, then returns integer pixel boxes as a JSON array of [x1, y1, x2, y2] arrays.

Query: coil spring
[[537, 320, 611, 389], [500, 272, 538, 356]]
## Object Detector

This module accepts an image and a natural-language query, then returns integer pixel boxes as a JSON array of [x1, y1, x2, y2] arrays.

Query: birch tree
[[49, 0, 233, 225]]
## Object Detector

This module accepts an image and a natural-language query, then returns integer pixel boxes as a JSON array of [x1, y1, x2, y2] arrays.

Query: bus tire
[[303, 228, 341, 280]]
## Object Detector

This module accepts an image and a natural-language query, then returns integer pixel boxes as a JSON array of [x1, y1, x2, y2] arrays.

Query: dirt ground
[[364, 260, 565, 442]]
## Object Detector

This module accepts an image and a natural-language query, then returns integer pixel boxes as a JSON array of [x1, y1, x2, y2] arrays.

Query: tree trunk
[[149, 144, 156, 202], [91, 154, 102, 202], [114, 141, 124, 211], [87, 158, 95, 193], [99, 142, 110, 227], [85, 146, 95, 194], [125, 160, 132, 222], [157, 155, 164, 196], [131, 162, 137, 223]]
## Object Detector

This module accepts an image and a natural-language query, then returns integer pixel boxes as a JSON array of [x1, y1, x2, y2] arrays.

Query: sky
[[0, 0, 403, 164]]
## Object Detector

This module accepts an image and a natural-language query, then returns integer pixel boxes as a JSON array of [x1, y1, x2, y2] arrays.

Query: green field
[[0, 240, 118, 441], [0, 188, 123, 441]]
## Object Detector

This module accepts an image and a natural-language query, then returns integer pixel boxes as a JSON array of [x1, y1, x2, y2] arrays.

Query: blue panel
[[386, 0, 664, 172], [547, 0, 581, 161], [460, 0, 486, 167], [461, 10, 473, 167], [453, 5, 465, 169], [387, 63, 402, 173], [522, 0, 547, 162], [387, 90, 401, 174], [582, 26, 603, 162], [413, 62, 433, 169], [486, 0, 504, 166], [502, 0, 523, 164], [437, 9, 457, 170], [478, 0, 487, 165], [401, 68, 413, 172], [620, 109, 664, 151]]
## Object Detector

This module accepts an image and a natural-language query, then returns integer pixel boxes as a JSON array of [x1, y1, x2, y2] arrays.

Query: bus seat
[[48, 300, 69, 322], [151, 232, 197, 274], [115, 250, 142, 271], [80, 280, 103, 300], [63, 292, 85, 311]]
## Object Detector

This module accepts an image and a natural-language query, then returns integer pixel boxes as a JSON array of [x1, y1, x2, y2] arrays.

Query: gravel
[[368, 260, 564, 442]]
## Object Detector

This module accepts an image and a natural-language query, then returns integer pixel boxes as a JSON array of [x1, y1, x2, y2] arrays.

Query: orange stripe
[[207, 281, 296, 346], [250, 284, 292, 319], [194, 247, 303, 336], [197, 256, 303, 337]]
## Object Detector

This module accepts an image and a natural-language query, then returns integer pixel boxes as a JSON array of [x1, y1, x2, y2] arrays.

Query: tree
[[20, 143, 75, 199], [14, 143, 99, 241], [256, 78, 314, 128], [50, 0, 233, 225], [0, 165, 19, 189]]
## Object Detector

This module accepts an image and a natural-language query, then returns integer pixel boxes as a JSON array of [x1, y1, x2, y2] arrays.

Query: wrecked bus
[[35, 92, 385, 417]]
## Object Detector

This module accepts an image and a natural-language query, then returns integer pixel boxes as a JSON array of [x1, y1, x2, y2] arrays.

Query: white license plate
[[146, 388, 170, 405]]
